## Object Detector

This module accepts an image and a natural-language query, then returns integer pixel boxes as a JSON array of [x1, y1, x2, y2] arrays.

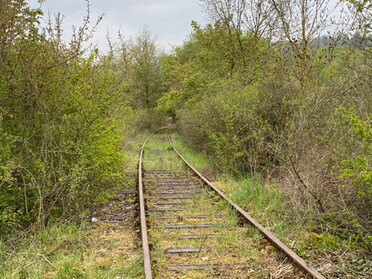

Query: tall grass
[[220, 175, 290, 236], [224, 176, 283, 212], [171, 134, 289, 236], [0, 222, 84, 278], [170, 134, 216, 172]]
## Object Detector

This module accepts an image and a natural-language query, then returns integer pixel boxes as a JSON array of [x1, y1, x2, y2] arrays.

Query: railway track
[[138, 132, 326, 279]]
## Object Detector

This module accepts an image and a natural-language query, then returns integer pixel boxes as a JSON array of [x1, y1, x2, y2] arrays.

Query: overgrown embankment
[[0, 133, 146, 279], [0, 0, 166, 237], [171, 134, 372, 278], [156, 1, 371, 273]]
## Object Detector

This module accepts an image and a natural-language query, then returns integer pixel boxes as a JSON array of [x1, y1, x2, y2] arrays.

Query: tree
[[128, 28, 164, 109], [197, 0, 274, 77], [268, 0, 345, 93]]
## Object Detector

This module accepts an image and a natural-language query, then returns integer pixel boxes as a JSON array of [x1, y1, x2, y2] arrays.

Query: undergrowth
[[0, 222, 143, 279], [171, 133, 372, 278], [0, 132, 148, 279]]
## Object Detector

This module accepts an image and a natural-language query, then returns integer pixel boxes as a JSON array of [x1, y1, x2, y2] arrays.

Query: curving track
[[138, 131, 326, 279]]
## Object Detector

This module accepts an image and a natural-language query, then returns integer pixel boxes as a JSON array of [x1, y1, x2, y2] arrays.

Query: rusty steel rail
[[138, 129, 167, 279], [168, 136, 326, 279], [138, 134, 153, 279]]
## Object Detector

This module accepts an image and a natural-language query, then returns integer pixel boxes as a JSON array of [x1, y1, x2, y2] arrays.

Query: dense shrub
[[158, 6, 372, 243], [0, 1, 130, 235]]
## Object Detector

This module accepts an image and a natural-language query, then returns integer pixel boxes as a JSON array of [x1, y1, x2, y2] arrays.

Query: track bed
[[140, 134, 315, 278]]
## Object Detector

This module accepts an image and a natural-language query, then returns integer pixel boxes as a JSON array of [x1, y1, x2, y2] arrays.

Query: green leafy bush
[[333, 106, 371, 196]]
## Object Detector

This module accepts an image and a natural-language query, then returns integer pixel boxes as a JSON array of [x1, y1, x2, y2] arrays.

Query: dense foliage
[[0, 0, 165, 236], [157, 0, 371, 246]]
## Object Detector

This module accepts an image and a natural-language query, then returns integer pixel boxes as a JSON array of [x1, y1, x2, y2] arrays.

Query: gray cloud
[[29, 0, 207, 52]]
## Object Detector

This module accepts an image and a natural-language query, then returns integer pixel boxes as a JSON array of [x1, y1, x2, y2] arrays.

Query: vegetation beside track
[[142, 133, 309, 278], [171, 133, 372, 279], [0, 133, 147, 279], [0, 221, 143, 279]]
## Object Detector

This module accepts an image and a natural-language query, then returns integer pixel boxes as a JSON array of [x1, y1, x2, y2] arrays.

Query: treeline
[[0, 0, 162, 236], [157, 0, 371, 243]]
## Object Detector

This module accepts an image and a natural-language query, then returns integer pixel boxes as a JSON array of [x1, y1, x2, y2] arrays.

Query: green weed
[[171, 135, 216, 172], [0, 221, 143, 279]]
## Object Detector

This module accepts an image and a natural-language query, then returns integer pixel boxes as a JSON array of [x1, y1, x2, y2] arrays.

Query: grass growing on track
[[144, 132, 308, 278], [143, 134, 185, 171]]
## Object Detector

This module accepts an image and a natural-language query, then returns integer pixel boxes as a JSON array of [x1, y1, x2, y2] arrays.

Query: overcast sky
[[28, 0, 208, 53]]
